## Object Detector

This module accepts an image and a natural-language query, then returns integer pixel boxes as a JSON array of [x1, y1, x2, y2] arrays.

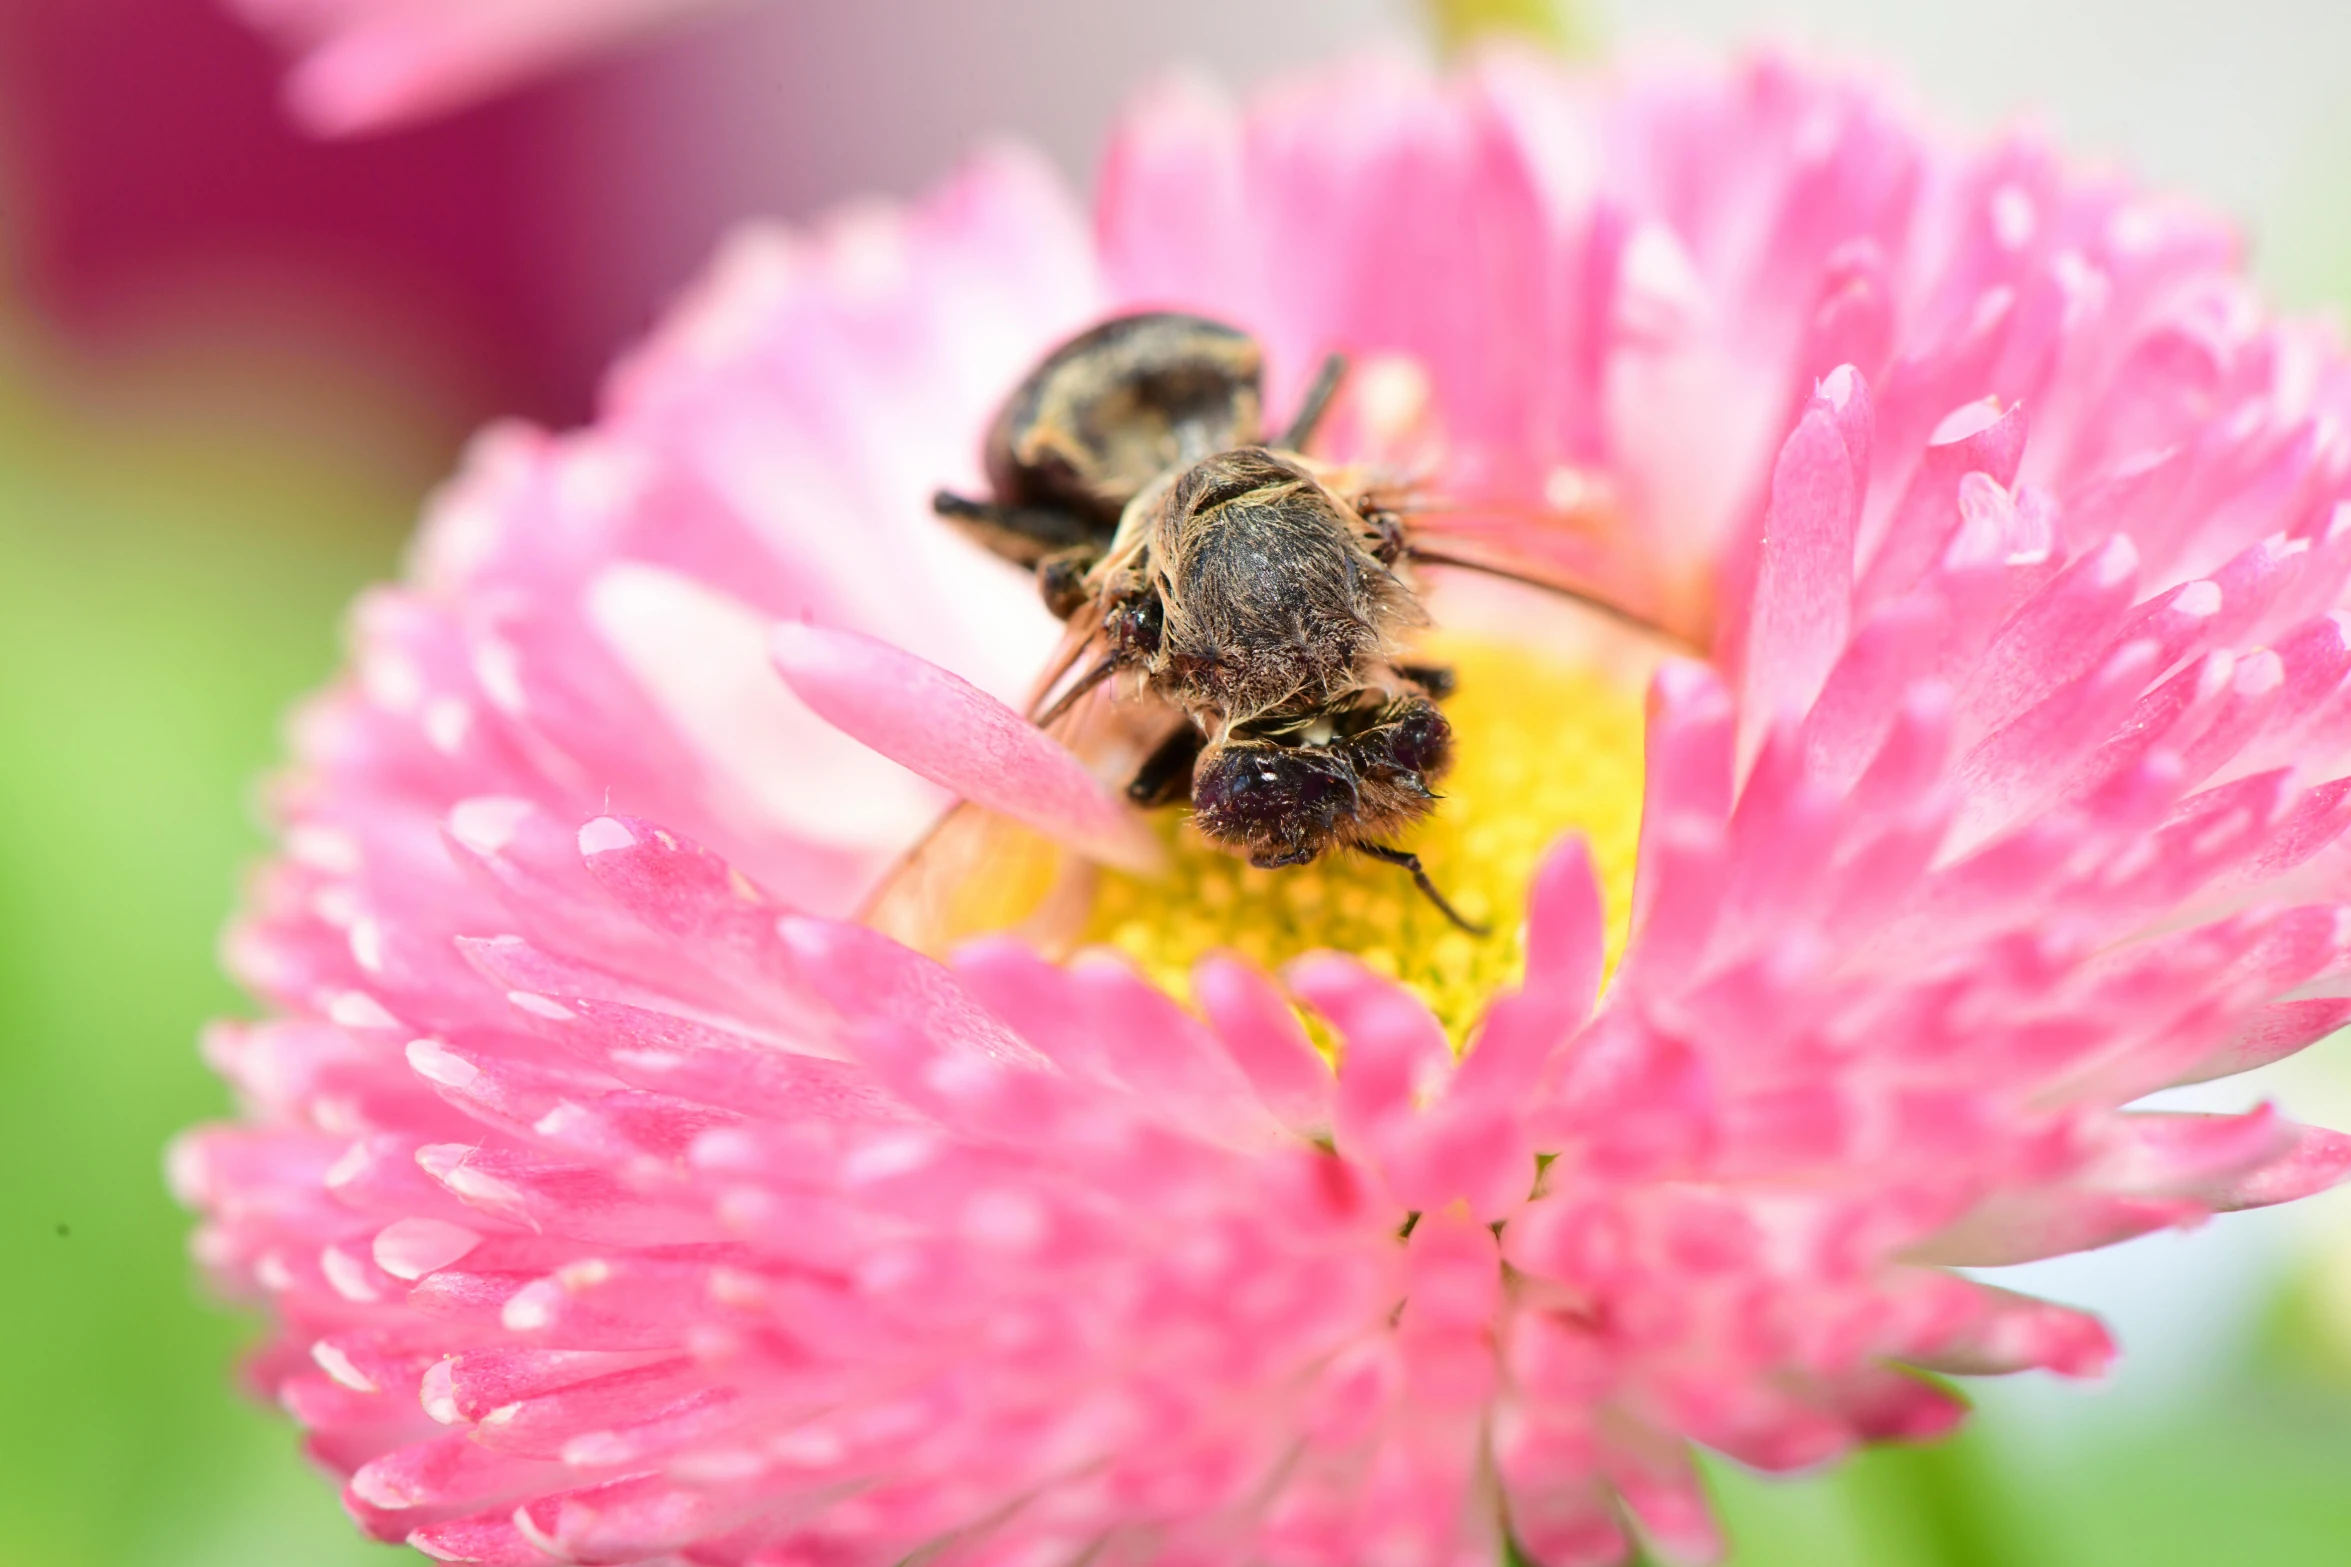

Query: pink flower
[[229, 0, 732, 134], [176, 51, 2351, 1566]]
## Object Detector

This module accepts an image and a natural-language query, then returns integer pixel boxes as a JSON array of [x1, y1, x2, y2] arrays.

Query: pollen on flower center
[[1085, 633, 1648, 1042]]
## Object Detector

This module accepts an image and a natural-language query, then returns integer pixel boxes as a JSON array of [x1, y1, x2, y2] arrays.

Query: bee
[[907, 310, 1669, 943]]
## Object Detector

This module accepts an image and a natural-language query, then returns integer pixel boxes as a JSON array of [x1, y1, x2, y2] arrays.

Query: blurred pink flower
[[176, 52, 2351, 1566], [230, 0, 731, 135]]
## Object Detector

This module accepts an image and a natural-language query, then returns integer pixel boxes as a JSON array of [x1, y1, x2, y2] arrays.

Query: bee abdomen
[[986, 313, 1264, 525]]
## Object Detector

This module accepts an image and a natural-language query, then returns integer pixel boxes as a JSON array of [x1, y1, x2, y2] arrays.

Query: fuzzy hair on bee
[[1113, 446, 1425, 729]]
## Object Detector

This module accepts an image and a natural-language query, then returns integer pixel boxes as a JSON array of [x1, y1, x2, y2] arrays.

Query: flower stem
[[1421, 0, 1596, 58]]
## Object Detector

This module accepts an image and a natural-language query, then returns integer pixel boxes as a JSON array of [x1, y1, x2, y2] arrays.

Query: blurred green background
[[0, 322, 421, 1566], [7, 1, 2351, 1565]]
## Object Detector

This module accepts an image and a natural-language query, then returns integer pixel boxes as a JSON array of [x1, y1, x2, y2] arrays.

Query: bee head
[[1190, 739, 1358, 869]]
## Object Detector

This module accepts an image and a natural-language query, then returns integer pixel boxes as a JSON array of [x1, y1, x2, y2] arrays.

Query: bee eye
[[1384, 705, 1452, 774], [1108, 593, 1163, 656]]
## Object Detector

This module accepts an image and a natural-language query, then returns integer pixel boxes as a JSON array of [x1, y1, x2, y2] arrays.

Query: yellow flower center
[[1085, 632, 1648, 1042]]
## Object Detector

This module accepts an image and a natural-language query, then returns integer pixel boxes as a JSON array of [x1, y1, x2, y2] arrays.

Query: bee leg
[[1356, 842, 1489, 936], [1126, 724, 1207, 807], [1037, 547, 1100, 620], [931, 490, 1096, 568], [1396, 662, 1456, 701], [1276, 352, 1348, 451]]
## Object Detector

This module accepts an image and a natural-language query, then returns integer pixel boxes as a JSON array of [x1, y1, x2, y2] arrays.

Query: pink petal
[[1456, 835, 1606, 1108], [2167, 998, 2351, 1087], [1740, 369, 1871, 748], [770, 621, 1160, 873], [1193, 951, 1337, 1134], [2200, 1121, 2351, 1211], [775, 915, 1048, 1073], [1288, 952, 1455, 1200], [240, 0, 728, 137], [1903, 1284, 2114, 1379], [406, 1509, 550, 1564], [1856, 398, 2030, 611]]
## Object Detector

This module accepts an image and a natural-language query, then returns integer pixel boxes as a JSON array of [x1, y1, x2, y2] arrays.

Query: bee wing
[[859, 797, 1092, 956], [1400, 497, 1705, 649]]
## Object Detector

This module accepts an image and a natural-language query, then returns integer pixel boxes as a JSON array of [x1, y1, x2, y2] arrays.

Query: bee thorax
[[1144, 448, 1417, 722]]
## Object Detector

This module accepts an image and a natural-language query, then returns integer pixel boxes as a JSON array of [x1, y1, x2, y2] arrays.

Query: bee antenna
[[1356, 842, 1488, 936], [1277, 352, 1348, 452], [1033, 653, 1119, 729], [1402, 546, 1698, 651]]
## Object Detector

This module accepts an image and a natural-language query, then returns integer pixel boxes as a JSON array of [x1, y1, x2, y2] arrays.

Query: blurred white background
[[545, 0, 2351, 365]]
